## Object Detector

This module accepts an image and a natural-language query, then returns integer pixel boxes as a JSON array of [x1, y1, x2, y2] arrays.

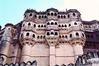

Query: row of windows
[[59, 32, 84, 38], [38, 24, 46, 28], [59, 22, 77, 27], [37, 35, 45, 39], [47, 32, 58, 35], [47, 22, 57, 25], [24, 22, 77, 28], [25, 12, 77, 19], [23, 23, 36, 28], [21, 33, 35, 38]]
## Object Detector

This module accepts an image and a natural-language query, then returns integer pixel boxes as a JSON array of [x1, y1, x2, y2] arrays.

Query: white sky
[[62, 0, 99, 20]]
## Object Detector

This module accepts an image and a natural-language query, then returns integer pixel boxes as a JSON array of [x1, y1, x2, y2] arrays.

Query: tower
[[0, 23, 16, 64], [20, 9, 37, 62], [46, 8, 59, 66], [67, 9, 86, 62]]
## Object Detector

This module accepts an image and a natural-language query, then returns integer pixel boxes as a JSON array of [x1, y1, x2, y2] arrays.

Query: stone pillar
[[49, 44, 56, 66], [73, 44, 83, 62], [21, 44, 31, 62], [0, 41, 10, 64]]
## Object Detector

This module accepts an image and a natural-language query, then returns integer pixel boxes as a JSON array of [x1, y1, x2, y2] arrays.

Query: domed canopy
[[66, 9, 81, 15], [24, 9, 37, 14], [46, 8, 58, 12]]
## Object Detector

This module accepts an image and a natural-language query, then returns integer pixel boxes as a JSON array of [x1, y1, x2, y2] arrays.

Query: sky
[[0, 0, 99, 28]]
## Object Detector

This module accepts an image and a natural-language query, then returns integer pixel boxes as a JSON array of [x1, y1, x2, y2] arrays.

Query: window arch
[[58, 15, 60, 18], [37, 36, 39, 39], [26, 33, 29, 36], [70, 34, 72, 38], [47, 32, 50, 35], [51, 32, 54, 35], [41, 25, 43, 27], [68, 14, 70, 18], [28, 23, 31, 26], [58, 25, 61, 27], [73, 13, 76, 16], [65, 24, 67, 27], [74, 22, 77, 25], [51, 22, 54, 25], [47, 13, 50, 15], [21, 34, 23, 37], [55, 32, 58, 35], [76, 32, 79, 36], [82, 33, 84, 37], [68, 24, 71, 27], [32, 34, 35, 38], [65, 35, 67, 38], [51, 13, 54, 16], [38, 25, 40, 27], [34, 24, 36, 27], [29, 13, 32, 16], [39, 16, 41, 19], [47, 22, 50, 25], [55, 22, 57, 25], [54, 13, 57, 16]]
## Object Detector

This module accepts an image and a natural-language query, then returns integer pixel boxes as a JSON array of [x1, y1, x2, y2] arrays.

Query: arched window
[[62, 25, 64, 27], [47, 22, 50, 25], [41, 25, 43, 27], [32, 34, 35, 38], [51, 13, 53, 16], [68, 14, 70, 18], [76, 32, 79, 36], [65, 25, 67, 27], [55, 32, 58, 35], [44, 16, 47, 18], [61, 15, 63, 18], [55, 22, 57, 25], [26, 33, 29, 36], [34, 24, 36, 27], [47, 13, 50, 15], [44, 25, 46, 27], [38, 25, 40, 27], [62, 35, 64, 38], [68, 24, 71, 27], [58, 25, 61, 27], [28, 23, 31, 26], [70, 34, 72, 38], [74, 22, 77, 25], [40, 36, 42, 39], [21, 34, 23, 37], [39, 16, 41, 19], [51, 22, 54, 25], [37, 36, 39, 39], [34, 15, 37, 18], [82, 33, 84, 37], [58, 15, 60, 18], [42, 16, 44, 18], [65, 35, 67, 38], [51, 32, 54, 35], [73, 13, 76, 16], [29, 13, 32, 16], [64, 15, 66, 18], [47, 32, 50, 35], [54, 13, 57, 16]]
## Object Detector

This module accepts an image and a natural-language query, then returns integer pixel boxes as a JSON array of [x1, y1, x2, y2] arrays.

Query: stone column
[[49, 44, 56, 66], [73, 44, 83, 62], [21, 44, 31, 62]]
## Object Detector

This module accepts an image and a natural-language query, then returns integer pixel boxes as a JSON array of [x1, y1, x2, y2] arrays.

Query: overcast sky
[[0, 0, 99, 27]]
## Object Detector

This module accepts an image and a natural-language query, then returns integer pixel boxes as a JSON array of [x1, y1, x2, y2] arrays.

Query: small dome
[[46, 8, 58, 12]]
